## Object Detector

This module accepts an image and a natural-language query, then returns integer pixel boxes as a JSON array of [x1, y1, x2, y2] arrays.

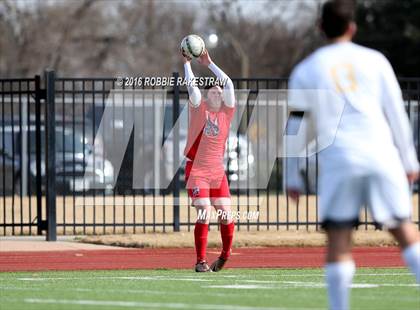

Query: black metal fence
[[1, 73, 419, 239]]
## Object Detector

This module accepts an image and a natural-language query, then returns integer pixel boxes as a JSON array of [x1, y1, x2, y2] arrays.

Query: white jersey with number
[[288, 41, 419, 226]]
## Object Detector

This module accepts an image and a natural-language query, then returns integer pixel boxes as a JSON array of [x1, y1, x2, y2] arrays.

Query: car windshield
[[0, 132, 13, 156], [55, 130, 85, 153], [1, 125, 91, 155]]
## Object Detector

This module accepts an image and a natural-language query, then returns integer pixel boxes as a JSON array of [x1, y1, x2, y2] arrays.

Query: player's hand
[[286, 188, 301, 202], [181, 48, 192, 63], [407, 171, 419, 184], [198, 49, 211, 67]]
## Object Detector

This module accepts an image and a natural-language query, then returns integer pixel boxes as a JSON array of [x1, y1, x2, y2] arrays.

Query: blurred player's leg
[[319, 176, 359, 309], [325, 228, 355, 310], [389, 221, 420, 283], [366, 172, 420, 283]]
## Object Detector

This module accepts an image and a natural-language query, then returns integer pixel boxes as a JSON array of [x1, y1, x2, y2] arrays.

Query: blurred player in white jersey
[[287, 1, 420, 309]]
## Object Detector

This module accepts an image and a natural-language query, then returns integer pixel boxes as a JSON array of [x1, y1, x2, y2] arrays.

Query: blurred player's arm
[[182, 51, 201, 108], [285, 112, 306, 200], [285, 69, 310, 199], [198, 50, 235, 107], [380, 56, 420, 181]]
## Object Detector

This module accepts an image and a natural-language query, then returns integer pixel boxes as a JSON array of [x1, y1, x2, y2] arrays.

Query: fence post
[[172, 72, 180, 232], [45, 70, 56, 241], [34, 75, 44, 235]]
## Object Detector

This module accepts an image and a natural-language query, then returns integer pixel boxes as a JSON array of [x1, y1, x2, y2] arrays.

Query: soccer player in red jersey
[[181, 48, 235, 272]]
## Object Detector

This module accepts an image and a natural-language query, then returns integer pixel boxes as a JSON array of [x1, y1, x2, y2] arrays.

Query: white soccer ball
[[180, 34, 205, 58]]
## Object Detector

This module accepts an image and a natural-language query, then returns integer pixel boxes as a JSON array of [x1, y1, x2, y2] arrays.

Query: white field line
[[0, 285, 331, 300], [354, 273, 411, 276], [236, 280, 418, 287], [12, 272, 413, 282], [15, 276, 215, 282], [12, 275, 418, 289], [3, 281, 418, 294], [22, 298, 321, 310], [350, 284, 379, 288], [364, 283, 419, 287], [216, 273, 413, 278], [240, 280, 323, 284], [204, 283, 324, 289], [205, 285, 278, 289], [203, 281, 418, 289], [356, 295, 420, 302]]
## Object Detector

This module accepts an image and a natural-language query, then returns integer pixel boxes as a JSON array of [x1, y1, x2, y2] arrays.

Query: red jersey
[[184, 100, 235, 178]]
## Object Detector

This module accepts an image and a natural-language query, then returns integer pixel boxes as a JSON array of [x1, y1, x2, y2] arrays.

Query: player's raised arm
[[380, 55, 420, 180], [182, 50, 202, 108], [198, 50, 235, 107]]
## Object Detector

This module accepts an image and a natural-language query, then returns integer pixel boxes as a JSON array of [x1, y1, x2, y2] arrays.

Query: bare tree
[[0, 0, 321, 78], [203, 0, 320, 78]]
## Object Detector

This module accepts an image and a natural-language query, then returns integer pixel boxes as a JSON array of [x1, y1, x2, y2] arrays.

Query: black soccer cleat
[[210, 257, 228, 272]]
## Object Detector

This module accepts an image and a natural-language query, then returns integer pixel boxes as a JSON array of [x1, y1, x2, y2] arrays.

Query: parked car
[[0, 147, 20, 195], [0, 122, 114, 195]]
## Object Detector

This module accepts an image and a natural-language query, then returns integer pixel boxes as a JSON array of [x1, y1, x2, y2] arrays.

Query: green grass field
[[0, 268, 418, 310]]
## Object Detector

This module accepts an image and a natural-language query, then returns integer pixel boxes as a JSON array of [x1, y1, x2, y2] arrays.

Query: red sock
[[194, 222, 209, 263], [220, 222, 235, 260]]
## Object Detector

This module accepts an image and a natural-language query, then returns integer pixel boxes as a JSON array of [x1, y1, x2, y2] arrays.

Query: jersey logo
[[330, 63, 358, 94], [204, 111, 219, 137], [192, 187, 200, 197]]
